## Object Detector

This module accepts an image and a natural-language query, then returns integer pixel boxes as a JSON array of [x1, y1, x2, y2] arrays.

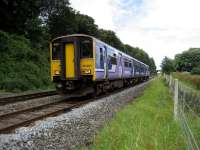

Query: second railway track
[[0, 90, 98, 134], [0, 90, 58, 105], [0, 98, 92, 134], [0, 81, 147, 134]]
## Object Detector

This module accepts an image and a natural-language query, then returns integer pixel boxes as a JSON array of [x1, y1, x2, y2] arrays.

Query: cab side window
[[52, 43, 60, 60]]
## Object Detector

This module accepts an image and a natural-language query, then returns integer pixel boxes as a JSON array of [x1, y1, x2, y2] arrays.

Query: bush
[[0, 31, 52, 92], [173, 72, 200, 90], [191, 66, 200, 75]]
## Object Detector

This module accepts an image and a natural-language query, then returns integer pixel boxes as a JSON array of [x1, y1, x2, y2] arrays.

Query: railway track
[[0, 90, 58, 105], [0, 90, 96, 134], [0, 98, 91, 134], [0, 88, 107, 134], [0, 81, 147, 134]]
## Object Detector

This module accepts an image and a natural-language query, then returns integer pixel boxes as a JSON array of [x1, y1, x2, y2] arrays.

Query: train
[[50, 34, 150, 95]]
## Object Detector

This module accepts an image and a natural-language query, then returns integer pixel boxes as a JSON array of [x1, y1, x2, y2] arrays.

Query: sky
[[71, 0, 200, 69]]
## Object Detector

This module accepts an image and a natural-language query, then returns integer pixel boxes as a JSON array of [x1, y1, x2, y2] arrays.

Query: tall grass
[[86, 78, 186, 150], [173, 72, 200, 90]]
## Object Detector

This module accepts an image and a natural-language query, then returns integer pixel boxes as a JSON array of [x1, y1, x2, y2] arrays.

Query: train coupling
[[65, 81, 75, 90]]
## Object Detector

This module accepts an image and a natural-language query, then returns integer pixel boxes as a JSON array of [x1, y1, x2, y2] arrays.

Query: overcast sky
[[71, 0, 200, 69]]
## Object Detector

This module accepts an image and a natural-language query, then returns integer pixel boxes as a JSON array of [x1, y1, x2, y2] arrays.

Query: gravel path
[[0, 81, 150, 150]]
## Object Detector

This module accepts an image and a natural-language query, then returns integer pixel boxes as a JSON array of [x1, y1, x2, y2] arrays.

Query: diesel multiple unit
[[50, 34, 149, 95]]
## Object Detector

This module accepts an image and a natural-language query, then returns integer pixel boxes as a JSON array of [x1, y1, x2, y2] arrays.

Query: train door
[[118, 53, 123, 78], [104, 46, 108, 79], [65, 43, 75, 78]]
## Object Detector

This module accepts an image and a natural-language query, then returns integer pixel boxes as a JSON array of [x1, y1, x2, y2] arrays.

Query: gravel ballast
[[0, 81, 150, 150]]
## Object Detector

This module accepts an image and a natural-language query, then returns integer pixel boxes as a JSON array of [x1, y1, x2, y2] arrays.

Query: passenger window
[[110, 56, 117, 65], [129, 62, 132, 68], [124, 61, 128, 67], [100, 48, 104, 69], [107, 55, 116, 70]]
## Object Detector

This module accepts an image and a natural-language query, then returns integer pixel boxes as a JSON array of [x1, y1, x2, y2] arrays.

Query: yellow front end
[[50, 60, 61, 81], [50, 35, 97, 87], [80, 58, 95, 79], [50, 43, 61, 81]]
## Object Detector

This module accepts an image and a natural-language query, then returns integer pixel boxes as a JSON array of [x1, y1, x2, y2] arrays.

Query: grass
[[185, 111, 200, 147], [172, 72, 200, 148], [85, 77, 186, 150], [172, 72, 200, 90]]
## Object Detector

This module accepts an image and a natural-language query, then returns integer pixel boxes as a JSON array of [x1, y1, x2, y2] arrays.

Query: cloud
[[71, 0, 116, 30], [71, 0, 200, 69]]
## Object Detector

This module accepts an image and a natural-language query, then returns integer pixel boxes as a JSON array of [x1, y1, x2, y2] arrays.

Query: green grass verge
[[86, 77, 186, 150], [185, 111, 200, 147], [172, 72, 200, 90]]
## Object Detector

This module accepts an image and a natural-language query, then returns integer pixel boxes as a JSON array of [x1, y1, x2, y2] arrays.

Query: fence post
[[169, 75, 172, 88], [174, 79, 179, 120]]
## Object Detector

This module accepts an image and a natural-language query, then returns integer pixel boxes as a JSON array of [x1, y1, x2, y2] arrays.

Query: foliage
[[0, 31, 52, 92], [97, 29, 124, 50], [173, 72, 200, 90], [175, 48, 200, 72], [87, 78, 185, 150], [47, 4, 77, 38], [161, 57, 175, 74], [76, 13, 98, 36], [0, 0, 41, 34], [149, 58, 157, 75], [191, 66, 200, 75], [40, 0, 70, 19]]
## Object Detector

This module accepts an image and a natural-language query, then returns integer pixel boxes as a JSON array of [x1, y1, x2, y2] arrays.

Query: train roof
[[95, 38, 149, 68], [51, 34, 95, 42], [51, 34, 149, 68]]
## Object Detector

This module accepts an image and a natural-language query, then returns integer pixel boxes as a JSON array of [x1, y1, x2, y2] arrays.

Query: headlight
[[55, 70, 60, 75], [83, 69, 91, 74]]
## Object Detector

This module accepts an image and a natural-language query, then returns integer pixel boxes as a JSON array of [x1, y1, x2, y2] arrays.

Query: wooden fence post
[[174, 79, 179, 120], [169, 75, 172, 88]]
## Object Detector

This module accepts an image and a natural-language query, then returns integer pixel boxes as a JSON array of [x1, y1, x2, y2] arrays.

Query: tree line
[[161, 48, 200, 75], [0, 0, 156, 91]]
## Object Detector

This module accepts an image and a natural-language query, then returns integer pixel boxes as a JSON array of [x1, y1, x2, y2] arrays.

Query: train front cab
[[50, 35, 95, 93]]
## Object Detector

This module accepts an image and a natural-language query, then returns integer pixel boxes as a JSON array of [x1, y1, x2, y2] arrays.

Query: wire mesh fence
[[164, 74, 200, 150]]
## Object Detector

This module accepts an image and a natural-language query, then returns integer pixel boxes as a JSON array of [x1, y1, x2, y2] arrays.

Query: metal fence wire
[[164, 74, 200, 150]]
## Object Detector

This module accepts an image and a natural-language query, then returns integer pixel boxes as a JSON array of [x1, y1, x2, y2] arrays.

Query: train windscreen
[[80, 37, 93, 58]]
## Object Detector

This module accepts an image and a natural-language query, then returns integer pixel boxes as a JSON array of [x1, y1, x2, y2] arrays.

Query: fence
[[164, 74, 200, 150]]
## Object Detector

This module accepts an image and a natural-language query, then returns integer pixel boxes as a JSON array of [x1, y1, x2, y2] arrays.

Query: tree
[[40, 0, 70, 20], [149, 58, 157, 75], [76, 13, 98, 36], [47, 5, 77, 38], [175, 48, 200, 72], [161, 57, 175, 74], [191, 66, 200, 75], [97, 29, 124, 50], [0, 0, 42, 34]]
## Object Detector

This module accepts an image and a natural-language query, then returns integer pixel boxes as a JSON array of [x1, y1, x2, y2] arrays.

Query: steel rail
[[0, 90, 58, 105], [0, 99, 91, 134]]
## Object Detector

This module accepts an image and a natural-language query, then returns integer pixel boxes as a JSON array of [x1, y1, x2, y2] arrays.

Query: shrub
[[0, 31, 52, 92], [173, 72, 200, 90], [191, 66, 200, 75]]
